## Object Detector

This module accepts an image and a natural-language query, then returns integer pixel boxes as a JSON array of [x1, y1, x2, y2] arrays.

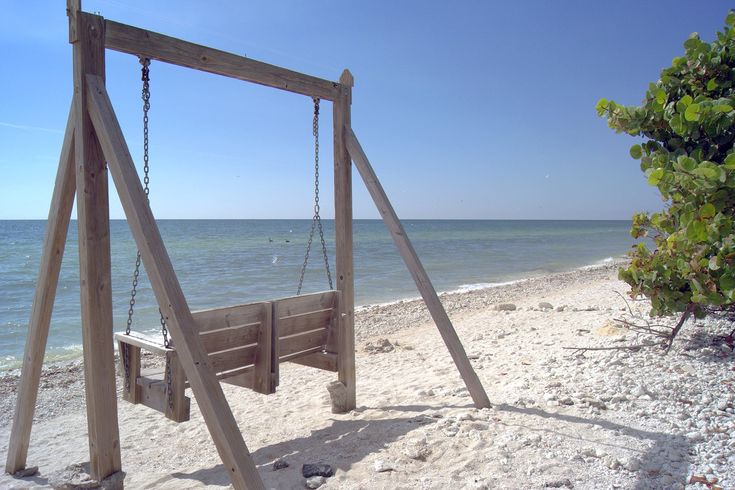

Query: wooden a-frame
[[5, 3, 490, 489]]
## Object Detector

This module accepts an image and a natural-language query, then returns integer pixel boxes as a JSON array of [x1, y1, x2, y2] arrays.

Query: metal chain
[[124, 58, 170, 390], [297, 98, 333, 294]]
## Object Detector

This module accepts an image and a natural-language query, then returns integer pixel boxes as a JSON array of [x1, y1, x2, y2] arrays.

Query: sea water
[[0, 219, 635, 370]]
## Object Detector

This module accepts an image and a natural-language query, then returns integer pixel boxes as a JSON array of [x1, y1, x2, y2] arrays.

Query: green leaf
[[720, 274, 735, 293], [707, 79, 718, 91], [595, 98, 609, 116], [692, 161, 722, 180], [648, 168, 665, 185], [655, 89, 667, 105], [714, 104, 733, 113], [686, 221, 708, 242], [684, 34, 700, 50], [685, 103, 701, 122], [700, 203, 716, 218], [670, 114, 685, 135], [709, 256, 721, 271], [630, 144, 643, 159], [724, 153, 735, 169], [727, 11, 735, 26], [677, 155, 697, 171], [677, 95, 693, 114]]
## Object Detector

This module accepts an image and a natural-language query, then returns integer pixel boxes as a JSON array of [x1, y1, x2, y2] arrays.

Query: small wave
[[272, 255, 279, 265]]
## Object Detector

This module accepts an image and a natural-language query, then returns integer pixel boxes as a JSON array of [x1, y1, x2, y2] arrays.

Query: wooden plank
[[118, 341, 141, 403], [277, 309, 333, 338], [208, 345, 258, 374], [333, 70, 356, 412], [193, 302, 268, 333], [324, 290, 341, 354], [252, 303, 273, 394], [279, 346, 324, 363], [198, 323, 261, 353], [271, 303, 279, 388], [279, 329, 328, 359], [166, 351, 190, 423], [104, 20, 339, 101], [345, 129, 491, 409], [86, 75, 264, 490], [114, 331, 172, 355], [274, 291, 337, 317], [73, 12, 122, 481], [138, 377, 169, 415], [288, 351, 338, 372], [5, 104, 77, 475]]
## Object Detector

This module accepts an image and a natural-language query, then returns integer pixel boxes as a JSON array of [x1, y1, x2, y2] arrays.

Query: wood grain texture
[[86, 74, 264, 490], [104, 20, 339, 100], [5, 105, 77, 475], [73, 12, 122, 480], [346, 128, 491, 409], [332, 70, 356, 412]]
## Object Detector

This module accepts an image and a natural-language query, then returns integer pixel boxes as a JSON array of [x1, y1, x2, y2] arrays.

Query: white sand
[[1, 263, 734, 489]]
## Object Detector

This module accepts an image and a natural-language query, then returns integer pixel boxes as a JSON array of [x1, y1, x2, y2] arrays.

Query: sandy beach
[[1, 262, 733, 489]]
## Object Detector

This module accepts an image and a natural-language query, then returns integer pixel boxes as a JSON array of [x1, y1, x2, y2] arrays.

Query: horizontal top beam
[[103, 19, 341, 101]]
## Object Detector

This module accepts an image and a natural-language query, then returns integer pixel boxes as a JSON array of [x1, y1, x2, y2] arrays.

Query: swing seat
[[116, 290, 341, 422]]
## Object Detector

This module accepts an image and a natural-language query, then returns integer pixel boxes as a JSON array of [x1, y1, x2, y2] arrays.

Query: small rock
[[373, 459, 394, 472], [543, 478, 574, 488], [12, 466, 39, 478], [302, 463, 334, 478], [495, 303, 517, 311], [273, 459, 289, 471], [539, 302, 554, 311], [364, 338, 394, 353], [305, 476, 326, 489]]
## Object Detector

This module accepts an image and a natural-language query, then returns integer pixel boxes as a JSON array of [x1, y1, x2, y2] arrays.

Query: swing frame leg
[[5, 106, 77, 475]]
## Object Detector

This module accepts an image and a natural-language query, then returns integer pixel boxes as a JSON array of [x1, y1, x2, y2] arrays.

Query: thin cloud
[[0, 121, 64, 135]]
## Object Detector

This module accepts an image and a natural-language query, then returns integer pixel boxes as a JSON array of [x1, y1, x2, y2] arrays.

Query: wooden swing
[[6, 3, 489, 489], [115, 70, 341, 422]]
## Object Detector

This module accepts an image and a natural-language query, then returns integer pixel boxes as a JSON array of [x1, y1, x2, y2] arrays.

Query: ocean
[[0, 219, 635, 370]]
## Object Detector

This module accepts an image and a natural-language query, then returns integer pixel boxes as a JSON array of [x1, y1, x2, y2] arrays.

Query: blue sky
[[1, 1, 732, 220]]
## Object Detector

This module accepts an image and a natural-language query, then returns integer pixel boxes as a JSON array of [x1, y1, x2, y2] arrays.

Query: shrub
[[597, 12, 735, 339]]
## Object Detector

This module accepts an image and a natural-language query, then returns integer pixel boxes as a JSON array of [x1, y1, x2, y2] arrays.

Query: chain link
[[124, 58, 170, 388], [297, 98, 333, 295]]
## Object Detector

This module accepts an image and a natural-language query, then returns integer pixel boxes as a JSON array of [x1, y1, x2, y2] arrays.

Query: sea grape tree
[[597, 12, 735, 339]]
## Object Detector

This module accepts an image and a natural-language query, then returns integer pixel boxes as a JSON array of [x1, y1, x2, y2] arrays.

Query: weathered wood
[[166, 352, 190, 422], [252, 304, 274, 394], [278, 309, 333, 338], [345, 129, 491, 409], [193, 301, 268, 333], [118, 341, 142, 403], [288, 351, 338, 372], [274, 291, 338, 317], [208, 345, 258, 374], [73, 12, 122, 481], [114, 331, 173, 355], [86, 74, 264, 490], [104, 20, 339, 101], [279, 346, 325, 363], [332, 70, 356, 412], [279, 329, 328, 358], [325, 290, 342, 354], [199, 323, 261, 353], [5, 105, 77, 475]]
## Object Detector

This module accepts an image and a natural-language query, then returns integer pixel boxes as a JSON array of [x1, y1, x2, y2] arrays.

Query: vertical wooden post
[[332, 70, 356, 412], [345, 129, 491, 409], [72, 11, 122, 481], [5, 106, 76, 475]]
